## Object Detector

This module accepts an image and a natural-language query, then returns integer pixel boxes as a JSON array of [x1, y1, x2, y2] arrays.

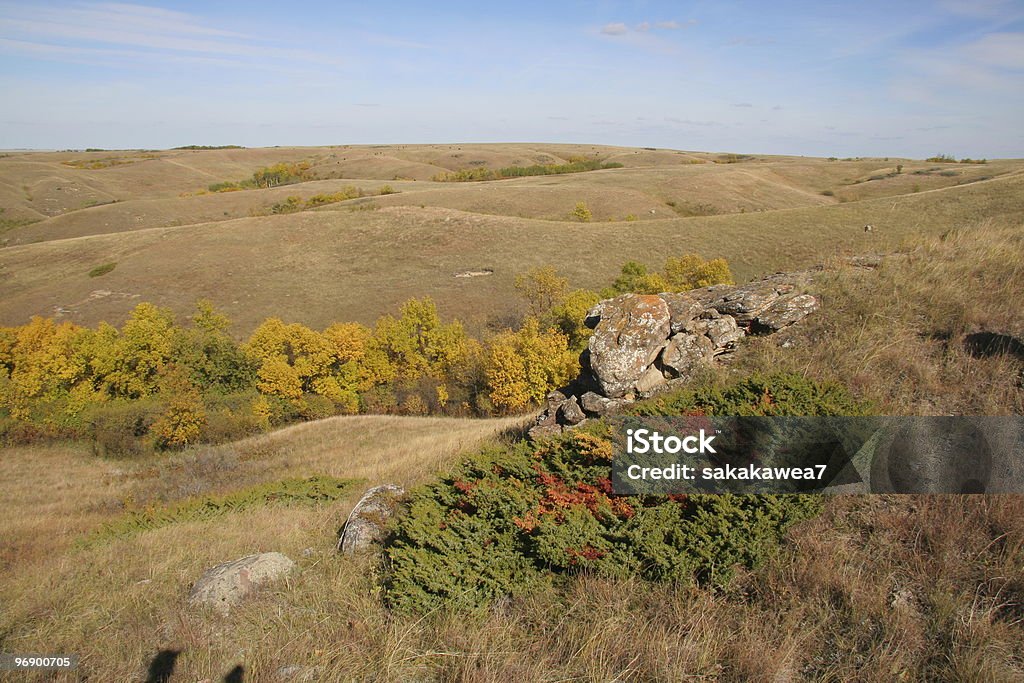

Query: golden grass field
[[1, 143, 1022, 332], [1, 144, 1023, 681]]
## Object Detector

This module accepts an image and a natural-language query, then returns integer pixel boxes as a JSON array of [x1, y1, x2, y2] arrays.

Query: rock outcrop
[[529, 272, 820, 438], [189, 552, 295, 613], [337, 484, 405, 554]]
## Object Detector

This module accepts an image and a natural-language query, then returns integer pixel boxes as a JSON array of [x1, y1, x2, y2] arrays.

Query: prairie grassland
[[0, 415, 523, 680], [1, 226, 1024, 681], [733, 221, 1024, 415], [1, 166, 1022, 334]]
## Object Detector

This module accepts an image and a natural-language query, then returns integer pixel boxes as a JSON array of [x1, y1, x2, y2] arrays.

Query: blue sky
[[1, 0, 1023, 157]]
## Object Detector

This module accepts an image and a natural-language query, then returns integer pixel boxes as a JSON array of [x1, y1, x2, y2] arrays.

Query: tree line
[[0, 254, 732, 454]]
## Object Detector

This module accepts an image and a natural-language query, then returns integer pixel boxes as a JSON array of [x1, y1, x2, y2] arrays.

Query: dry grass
[[0, 414, 523, 681], [1, 167, 1022, 334], [733, 221, 1024, 415]]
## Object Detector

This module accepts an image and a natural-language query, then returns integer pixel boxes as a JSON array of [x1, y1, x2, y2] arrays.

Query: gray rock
[[587, 294, 671, 398], [337, 484, 405, 555], [528, 423, 564, 439], [634, 364, 667, 397], [753, 294, 820, 333], [705, 273, 812, 322], [544, 390, 568, 411], [658, 292, 704, 334], [189, 552, 295, 614], [704, 315, 745, 349], [659, 333, 714, 379], [579, 391, 632, 417], [583, 301, 606, 329], [558, 396, 587, 425]]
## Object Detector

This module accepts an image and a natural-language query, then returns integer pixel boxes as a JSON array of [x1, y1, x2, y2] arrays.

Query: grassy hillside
[[0, 163, 1021, 333], [2, 223, 1023, 681]]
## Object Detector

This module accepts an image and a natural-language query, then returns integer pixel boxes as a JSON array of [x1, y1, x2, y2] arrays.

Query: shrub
[[91, 475, 358, 542], [88, 400, 163, 458], [572, 201, 592, 222], [663, 254, 734, 290], [384, 418, 825, 613], [88, 262, 116, 278], [925, 154, 956, 163], [629, 372, 871, 417]]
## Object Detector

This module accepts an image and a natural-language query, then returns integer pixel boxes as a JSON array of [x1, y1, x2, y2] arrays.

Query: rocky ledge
[[529, 272, 819, 439]]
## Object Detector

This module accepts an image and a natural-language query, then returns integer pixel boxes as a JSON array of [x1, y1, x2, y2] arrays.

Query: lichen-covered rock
[[337, 484, 405, 555], [526, 271, 821, 441], [704, 315, 745, 349], [658, 292, 704, 334], [660, 333, 714, 379], [189, 552, 295, 614], [588, 294, 671, 398], [705, 273, 812, 324], [753, 294, 820, 333]]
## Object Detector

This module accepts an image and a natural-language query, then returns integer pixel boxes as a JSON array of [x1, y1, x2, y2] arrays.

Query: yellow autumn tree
[[150, 366, 207, 449], [514, 266, 570, 319], [372, 298, 470, 382], [95, 303, 176, 399], [1, 317, 94, 420], [663, 254, 734, 290], [486, 318, 578, 412]]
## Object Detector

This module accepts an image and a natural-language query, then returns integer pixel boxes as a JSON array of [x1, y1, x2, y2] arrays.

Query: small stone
[[528, 423, 563, 439], [189, 552, 295, 614], [558, 397, 587, 425]]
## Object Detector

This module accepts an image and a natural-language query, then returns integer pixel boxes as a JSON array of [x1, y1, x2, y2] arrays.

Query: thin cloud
[[600, 19, 692, 36], [0, 2, 343, 67], [600, 23, 628, 36], [657, 20, 695, 30], [732, 102, 754, 108]]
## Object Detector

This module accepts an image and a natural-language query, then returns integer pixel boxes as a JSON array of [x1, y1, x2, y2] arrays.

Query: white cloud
[[600, 22, 629, 36]]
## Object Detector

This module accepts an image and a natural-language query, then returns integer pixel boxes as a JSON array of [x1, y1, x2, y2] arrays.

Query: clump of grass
[[89, 475, 358, 543], [88, 262, 116, 277]]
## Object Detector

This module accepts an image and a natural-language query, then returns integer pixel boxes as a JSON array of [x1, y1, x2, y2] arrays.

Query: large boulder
[[337, 484, 405, 554], [189, 552, 295, 614], [702, 273, 813, 324], [587, 294, 672, 398]]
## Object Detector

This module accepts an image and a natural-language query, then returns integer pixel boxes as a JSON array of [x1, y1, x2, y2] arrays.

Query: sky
[[1, 0, 1023, 157]]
